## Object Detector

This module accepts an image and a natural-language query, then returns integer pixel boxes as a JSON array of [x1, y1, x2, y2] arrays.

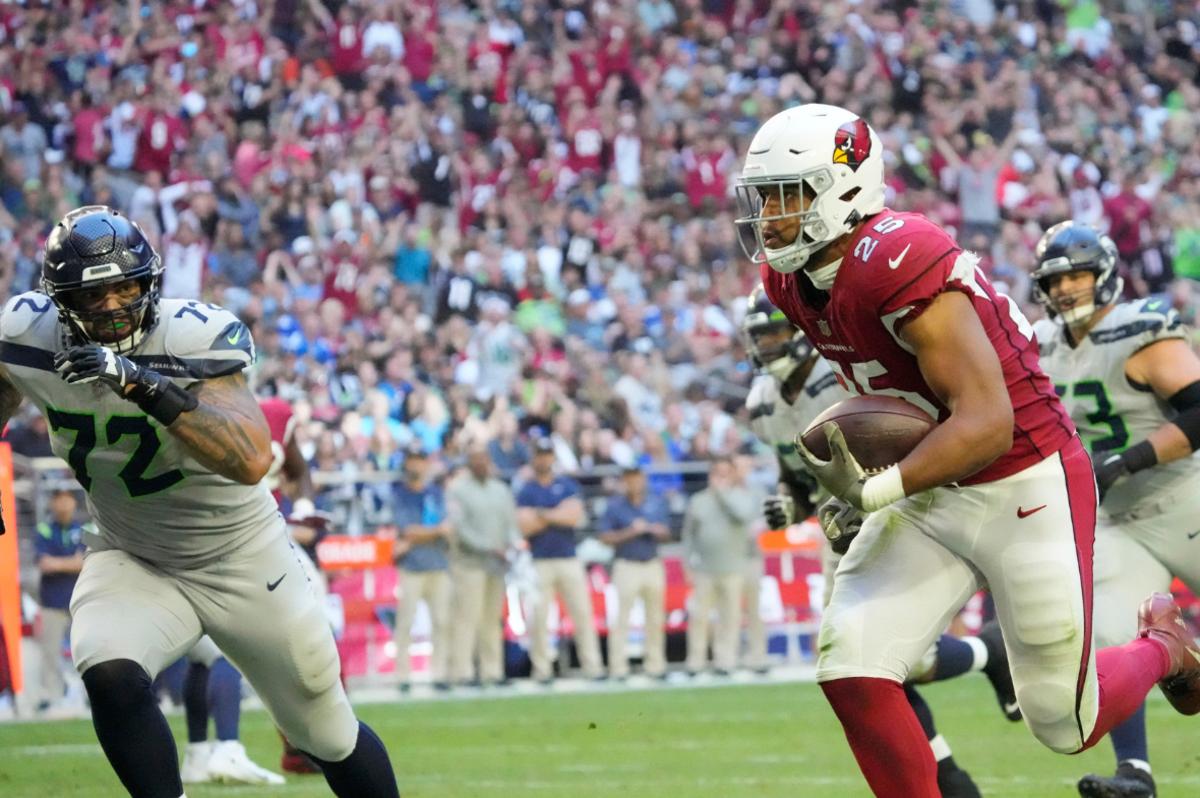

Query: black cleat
[[937, 765, 982, 798], [1077, 762, 1156, 797], [978, 620, 1022, 721]]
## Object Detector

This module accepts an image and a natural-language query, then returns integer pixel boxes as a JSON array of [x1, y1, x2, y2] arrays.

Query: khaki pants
[[394, 569, 453, 684], [449, 561, 507, 684], [529, 558, 602, 680], [741, 557, 768, 670], [686, 572, 743, 672], [609, 558, 666, 678], [37, 606, 71, 705]]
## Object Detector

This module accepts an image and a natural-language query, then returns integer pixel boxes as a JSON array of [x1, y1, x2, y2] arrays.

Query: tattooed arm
[[168, 371, 273, 484]]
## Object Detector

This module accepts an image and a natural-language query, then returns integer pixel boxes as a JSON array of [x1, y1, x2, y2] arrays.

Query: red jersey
[[260, 397, 296, 505], [133, 111, 187, 175], [72, 107, 107, 165], [762, 210, 1074, 485]]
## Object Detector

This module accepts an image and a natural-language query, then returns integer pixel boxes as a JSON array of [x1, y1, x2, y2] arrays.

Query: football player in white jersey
[[742, 288, 1017, 798], [0, 207, 399, 798], [1032, 221, 1200, 798]]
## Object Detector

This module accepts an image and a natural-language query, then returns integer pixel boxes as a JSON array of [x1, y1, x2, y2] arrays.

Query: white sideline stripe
[[0, 743, 102, 756]]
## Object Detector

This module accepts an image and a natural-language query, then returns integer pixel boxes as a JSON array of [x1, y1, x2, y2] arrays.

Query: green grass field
[[1, 678, 1198, 797]]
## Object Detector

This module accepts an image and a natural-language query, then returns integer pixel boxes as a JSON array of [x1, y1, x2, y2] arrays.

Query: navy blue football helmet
[[41, 206, 163, 352]]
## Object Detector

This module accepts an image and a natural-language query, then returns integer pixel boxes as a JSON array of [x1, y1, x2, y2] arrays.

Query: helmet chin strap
[[1060, 300, 1096, 326], [806, 257, 843, 290]]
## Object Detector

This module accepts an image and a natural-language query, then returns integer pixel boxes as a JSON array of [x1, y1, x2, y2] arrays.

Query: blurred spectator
[[735, 454, 769, 675], [598, 464, 671, 681], [516, 437, 602, 682], [392, 444, 453, 692], [682, 456, 757, 676], [34, 489, 85, 712], [486, 409, 530, 479], [447, 446, 521, 687]]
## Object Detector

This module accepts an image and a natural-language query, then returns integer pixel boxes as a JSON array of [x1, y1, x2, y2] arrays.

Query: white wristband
[[860, 465, 905, 512]]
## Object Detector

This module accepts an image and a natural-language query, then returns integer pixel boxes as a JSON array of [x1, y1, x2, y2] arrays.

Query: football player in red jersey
[[734, 104, 1200, 797]]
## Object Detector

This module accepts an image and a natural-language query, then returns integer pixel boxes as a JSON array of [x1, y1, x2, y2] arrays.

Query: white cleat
[[180, 741, 213, 784], [206, 740, 286, 786]]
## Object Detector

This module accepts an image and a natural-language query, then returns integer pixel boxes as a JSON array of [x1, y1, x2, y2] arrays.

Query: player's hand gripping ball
[[796, 396, 935, 510]]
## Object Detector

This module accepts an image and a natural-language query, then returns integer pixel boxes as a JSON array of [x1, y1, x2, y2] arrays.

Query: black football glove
[[1091, 441, 1156, 505], [817, 496, 864, 555], [1091, 451, 1125, 504], [762, 493, 795, 530], [54, 345, 144, 393], [54, 345, 197, 425]]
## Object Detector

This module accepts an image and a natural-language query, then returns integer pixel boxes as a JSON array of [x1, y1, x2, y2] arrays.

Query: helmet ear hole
[[839, 187, 861, 203]]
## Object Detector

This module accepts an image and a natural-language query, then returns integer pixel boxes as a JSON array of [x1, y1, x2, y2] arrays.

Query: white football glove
[[795, 421, 869, 511]]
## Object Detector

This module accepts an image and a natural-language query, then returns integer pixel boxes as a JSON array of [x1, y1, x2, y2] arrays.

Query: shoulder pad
[[137, 299, 255, 380], [1090, 299, 1183, 346], [1136, 296, 1178, 326], [0, 292, 56, 341]]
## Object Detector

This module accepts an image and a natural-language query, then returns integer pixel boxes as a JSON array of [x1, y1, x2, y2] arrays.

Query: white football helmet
[[735, 104, 885, 275]]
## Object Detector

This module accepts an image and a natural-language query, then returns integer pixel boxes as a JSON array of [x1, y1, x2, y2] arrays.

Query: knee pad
[[289, 604, 341, 699], [82, 659, 154, 711], [1002, 547, 1081, 651]]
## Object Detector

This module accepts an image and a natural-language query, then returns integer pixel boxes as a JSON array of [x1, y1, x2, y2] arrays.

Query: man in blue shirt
[[516, 438, 603, 683], [34, 489, 85, 711], [392, 444, 453, 692], [599, 465, 671, 680]]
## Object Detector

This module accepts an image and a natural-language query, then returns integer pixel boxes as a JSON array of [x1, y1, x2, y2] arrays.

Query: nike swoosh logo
[[267, 573, 287, 591], [1003, 701, 1020, 716], [888, 243, 911, 270], [1017, 504, 1047, 519], [226, 329, 242, 345], [1189, 530, 1200, 540]]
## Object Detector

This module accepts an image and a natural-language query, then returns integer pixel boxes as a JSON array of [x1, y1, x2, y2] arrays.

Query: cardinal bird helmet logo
[[832, 118, 871, 172]]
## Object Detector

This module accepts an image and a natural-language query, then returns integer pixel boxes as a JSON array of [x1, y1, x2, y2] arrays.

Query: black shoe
[[978, 620, 1022, 721], [937, 766, 982, 798], [397, 682, 411, 695], [1077, 763, 1156, 797], [432, 681, 451, 693], [712, 669, 732, 678], [536, 677, 554, 687], [751, 666, 770, 676]]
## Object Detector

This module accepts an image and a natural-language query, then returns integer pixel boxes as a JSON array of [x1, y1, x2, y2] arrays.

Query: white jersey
[[0, 292, 278, 566], [747, 357, 843, 488], [1034, 297, 1199, 516]]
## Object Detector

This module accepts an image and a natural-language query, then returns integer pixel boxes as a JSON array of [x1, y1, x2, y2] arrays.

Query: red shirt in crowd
[[330, 20, 365, 75], [72, 105, 108, 165], [133, 110, 188, 175]]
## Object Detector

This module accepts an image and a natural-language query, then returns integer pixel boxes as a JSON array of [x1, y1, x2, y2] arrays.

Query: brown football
[[799, 395, 936, 472]]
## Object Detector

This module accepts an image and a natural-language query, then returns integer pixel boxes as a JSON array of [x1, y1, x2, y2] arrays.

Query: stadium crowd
[[0, 0, 1198, 494]]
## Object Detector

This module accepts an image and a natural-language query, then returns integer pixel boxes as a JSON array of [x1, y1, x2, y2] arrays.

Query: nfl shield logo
[[818, 320, 831, 336]]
